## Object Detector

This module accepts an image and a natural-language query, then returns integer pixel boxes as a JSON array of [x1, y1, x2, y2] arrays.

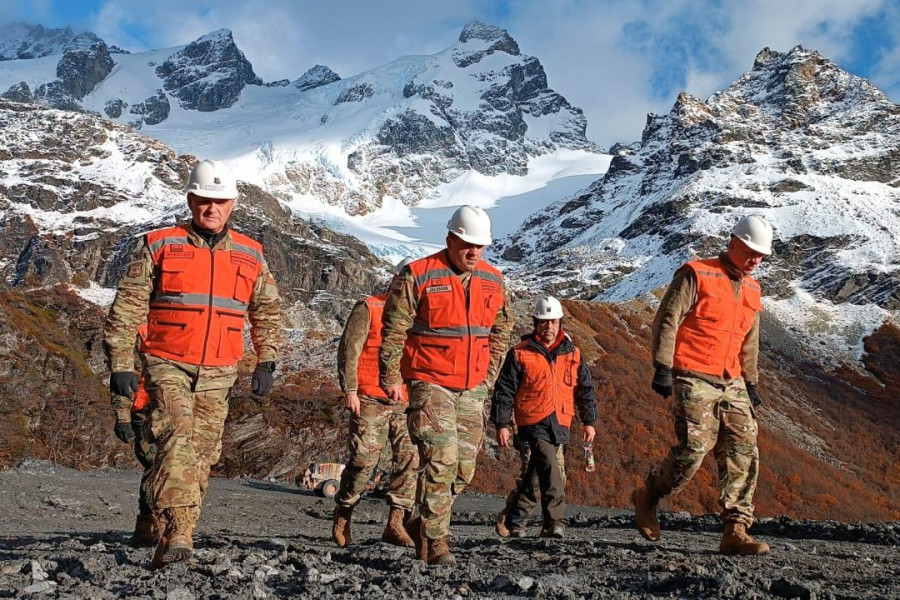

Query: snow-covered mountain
[[0, 99, 387, 322], [0, 21, 605, 236], [497, 46, 900, 361]]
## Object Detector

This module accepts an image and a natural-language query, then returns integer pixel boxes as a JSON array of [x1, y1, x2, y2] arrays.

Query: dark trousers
[[508, 439, 566, 527]]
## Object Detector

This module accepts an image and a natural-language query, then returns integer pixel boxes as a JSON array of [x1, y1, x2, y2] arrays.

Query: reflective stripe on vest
[[401, 250, 505, 390], [513, 340, 580, 428], [356, 295, 407, 401], [141, 225, 264, 367], [672, 258, 762, 379]]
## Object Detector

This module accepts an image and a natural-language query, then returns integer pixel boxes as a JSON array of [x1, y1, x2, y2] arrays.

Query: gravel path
[[1, 461, 897, 599]]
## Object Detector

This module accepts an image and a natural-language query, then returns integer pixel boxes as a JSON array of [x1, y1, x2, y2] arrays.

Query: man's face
[[727, 237, 766, 275], [535, 318, 560, 344], [446, 233, 485, 272], [188, 194, 235, 233]]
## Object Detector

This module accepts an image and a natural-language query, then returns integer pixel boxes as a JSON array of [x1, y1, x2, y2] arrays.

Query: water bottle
[[583, 443, 595, 472]]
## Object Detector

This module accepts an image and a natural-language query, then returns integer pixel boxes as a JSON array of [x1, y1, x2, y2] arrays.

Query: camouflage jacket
[[104, 222, 284, 375]]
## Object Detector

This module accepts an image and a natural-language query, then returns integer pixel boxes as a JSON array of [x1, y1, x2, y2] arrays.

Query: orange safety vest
[[356, 294, 407, 401], [141, 224, 264, 367], [131, 323, 150, 412], [132, 375, 150, 412], [401, 250, 505, 390], [513, 339, 581, 428], [672, 258, 762, 379]]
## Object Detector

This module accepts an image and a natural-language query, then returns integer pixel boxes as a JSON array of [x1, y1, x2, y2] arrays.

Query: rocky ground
[[1, 461, 898, 599]]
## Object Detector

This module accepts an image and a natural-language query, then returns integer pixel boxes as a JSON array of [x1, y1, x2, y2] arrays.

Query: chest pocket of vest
[[420, 287, 454, 326], [159, 263, 189, 293], [483, 292, 503, 325], [740, 293, 761, 332], [233, 264, 257, 304], [694, 295, 726, 321]]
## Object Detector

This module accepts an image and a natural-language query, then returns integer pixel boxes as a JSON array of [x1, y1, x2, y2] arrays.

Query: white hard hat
[[186, 159, 238, 200], [394, 256, 415, 275], [731, 214, 773, 255], [447, 205, 492, 246], [532, 295, 564, 320]]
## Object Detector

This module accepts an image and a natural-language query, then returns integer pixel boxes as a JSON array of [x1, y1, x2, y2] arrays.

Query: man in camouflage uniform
[[105, 160, 283, 569], [332, 258, 419, 549], [110, 324, 158, 548], [632, 215, 773, 555], [381, 205, 513, 566]]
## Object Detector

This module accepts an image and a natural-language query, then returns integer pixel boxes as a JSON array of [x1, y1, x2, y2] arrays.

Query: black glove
[[746, 382, 762, 407], [651, 365, 673, 398], [252, 361, 276, 396], [110, 371, 138, 398], [113, 421, 135, 444]]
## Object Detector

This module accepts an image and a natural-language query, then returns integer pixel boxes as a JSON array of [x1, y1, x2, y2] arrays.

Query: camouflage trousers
[[130, 408, 157, 516], [646, 375, 760, 525], [336, 395, 419, 510], [407, 380, 490, 540], [143, 355, 236, 512], [502, 435, 565, 526]]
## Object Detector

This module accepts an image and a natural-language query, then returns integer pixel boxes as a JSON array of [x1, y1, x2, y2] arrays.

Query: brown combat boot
[[426, 537, 456, 566], [151, 507, 196, 569], [332, 504, 353, 548], [631, 486, 661, 542], [130, 512, 158, 548], [720, 521, 770, 556], [495, 509, 509, 537], [404, 516, 428, 561], [382, 507, 415, 547]]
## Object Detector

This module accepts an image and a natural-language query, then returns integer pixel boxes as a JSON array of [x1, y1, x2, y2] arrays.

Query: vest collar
[[190, 221, 230, 249], [717, 252, 746, 281]]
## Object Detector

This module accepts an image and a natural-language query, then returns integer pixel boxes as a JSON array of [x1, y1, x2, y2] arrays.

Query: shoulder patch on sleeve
[[126, 261, 143, 279]]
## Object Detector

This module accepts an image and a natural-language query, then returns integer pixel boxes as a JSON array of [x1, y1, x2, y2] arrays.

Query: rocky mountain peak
[[155, 28, 262, 111], [714, 44, 892, 129], [0, 23, 77, 60], [63, 32, 104, 52], [293, 65, 341, 92], [453, 21, 520, 68], [458, 21, 520, 52]]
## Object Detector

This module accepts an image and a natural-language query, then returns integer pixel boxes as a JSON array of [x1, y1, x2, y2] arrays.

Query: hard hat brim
[[733, 235, 772, 255], [187, 188, 237, 201], [449, 231, 492, 246]]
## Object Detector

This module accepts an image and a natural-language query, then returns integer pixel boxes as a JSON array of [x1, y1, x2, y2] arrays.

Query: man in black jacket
[[490, 296, 598, 538]]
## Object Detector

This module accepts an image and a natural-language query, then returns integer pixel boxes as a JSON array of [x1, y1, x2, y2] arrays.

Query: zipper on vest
[[465, 286, 471, 390], [199, 248, 216, 364]]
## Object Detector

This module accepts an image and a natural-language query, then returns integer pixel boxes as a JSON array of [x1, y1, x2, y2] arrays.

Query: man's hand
[[651, 365, 673, 398], [582, 425, 596, 443], [746, 382, 763, 407], [113, 409, 134, 444], [110, 372, 138, 398], [252, 361, 275, 396], [384, 384, 404, 403], [345, 392, 361, 416], [496, 427, 511, 447]]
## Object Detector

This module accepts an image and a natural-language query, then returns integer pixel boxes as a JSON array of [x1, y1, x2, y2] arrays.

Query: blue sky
[[4, 0, 899, 146]]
